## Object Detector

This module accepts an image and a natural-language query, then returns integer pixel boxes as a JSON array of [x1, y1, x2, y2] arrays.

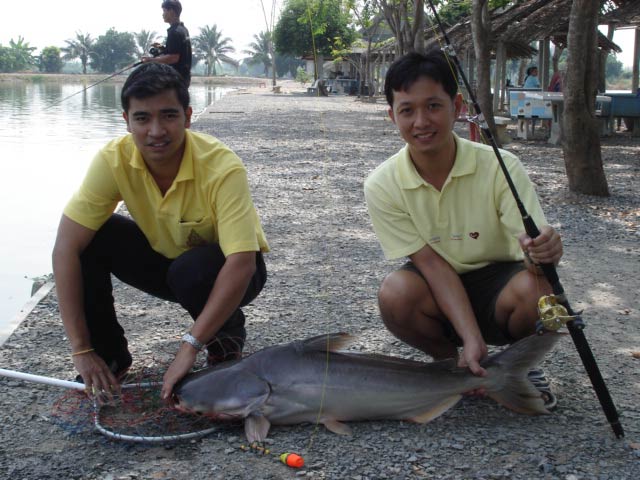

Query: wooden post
[[493, 42, 505, 112], [541, 38, 551, 90], [633, 27, 639, 94]]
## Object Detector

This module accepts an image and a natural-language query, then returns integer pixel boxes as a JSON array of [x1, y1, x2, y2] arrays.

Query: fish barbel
[[174, 332, 563, 442]]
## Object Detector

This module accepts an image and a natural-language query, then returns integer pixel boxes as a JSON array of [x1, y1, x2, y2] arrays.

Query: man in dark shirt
[[143, 0, 192, 86]]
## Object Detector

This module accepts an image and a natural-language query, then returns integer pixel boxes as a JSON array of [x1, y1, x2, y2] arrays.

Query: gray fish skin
[[174, 332, 563, 442]]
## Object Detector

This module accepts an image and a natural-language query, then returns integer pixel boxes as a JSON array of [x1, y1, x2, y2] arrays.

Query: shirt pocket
[[175, 217, 216, 250]]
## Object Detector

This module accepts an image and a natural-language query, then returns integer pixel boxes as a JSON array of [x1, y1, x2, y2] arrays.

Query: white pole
[[0, 368, 85, 390]]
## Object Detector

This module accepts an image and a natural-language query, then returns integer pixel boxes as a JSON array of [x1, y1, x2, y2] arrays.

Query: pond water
[[0, 80, 229, 337]]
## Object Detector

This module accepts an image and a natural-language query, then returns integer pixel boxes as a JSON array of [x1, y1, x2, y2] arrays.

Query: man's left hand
[[519, 225, 563, 267], [161, 342, 198, 401]]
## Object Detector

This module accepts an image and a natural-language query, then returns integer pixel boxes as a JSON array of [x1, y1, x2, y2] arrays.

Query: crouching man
[[364, 51, 562, 408], [53, 63, 268, 400]]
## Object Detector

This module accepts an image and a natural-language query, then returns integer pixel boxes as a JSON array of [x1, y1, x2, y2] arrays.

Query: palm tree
[[134, 30, 159, 58], [62, 32, 94, 74], [192, 25, 237, 76], [7, 36, 36, 71], [242, 31, 272, 78]]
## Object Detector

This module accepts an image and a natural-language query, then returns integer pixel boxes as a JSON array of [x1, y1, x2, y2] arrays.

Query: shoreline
[[0, 72, 272, 86], [0, 86, 638, 479]]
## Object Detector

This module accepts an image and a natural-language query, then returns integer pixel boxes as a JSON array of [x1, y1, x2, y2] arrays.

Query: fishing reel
[[535, 294, 583, 334], [149, 43, 166, 57]]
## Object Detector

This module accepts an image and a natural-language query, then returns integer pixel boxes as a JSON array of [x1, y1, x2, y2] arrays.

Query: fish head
[[173, 365, 270, 420]]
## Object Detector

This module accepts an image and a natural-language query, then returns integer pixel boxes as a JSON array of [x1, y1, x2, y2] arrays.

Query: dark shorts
[[400, 261, 526, 346]]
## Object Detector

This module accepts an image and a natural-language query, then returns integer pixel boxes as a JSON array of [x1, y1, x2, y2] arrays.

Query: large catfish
[[174, 332, 562, 442]]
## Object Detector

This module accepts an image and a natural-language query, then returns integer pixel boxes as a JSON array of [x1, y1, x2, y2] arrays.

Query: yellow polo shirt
[[364, 133, 546, 274], [64, 130, 269, 259]]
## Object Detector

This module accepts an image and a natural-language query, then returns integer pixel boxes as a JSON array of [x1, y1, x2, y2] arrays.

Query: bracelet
[[71, 348, 95, 357], [182, 333, 205, 351]]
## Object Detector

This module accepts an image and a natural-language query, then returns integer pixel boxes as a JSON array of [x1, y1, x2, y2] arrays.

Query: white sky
[[1, 2, 637, 67], [2, 0, 282, 60]]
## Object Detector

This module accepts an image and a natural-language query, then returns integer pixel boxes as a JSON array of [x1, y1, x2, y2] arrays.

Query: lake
[[0, 79, 230, 338]]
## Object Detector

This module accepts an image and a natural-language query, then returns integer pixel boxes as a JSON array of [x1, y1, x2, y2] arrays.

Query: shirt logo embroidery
[[186, 229, 207, 248], [450, 234, 462, 241], [429, 236, 441, 244], [469, 232, 480, 239]]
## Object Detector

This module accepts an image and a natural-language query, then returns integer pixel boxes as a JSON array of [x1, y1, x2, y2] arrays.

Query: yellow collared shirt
[[364, 133, 546, 274], [64, 130, 269, 259]]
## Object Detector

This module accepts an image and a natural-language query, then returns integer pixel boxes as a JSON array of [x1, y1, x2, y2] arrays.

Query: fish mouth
[[172, 399, 240, 421]]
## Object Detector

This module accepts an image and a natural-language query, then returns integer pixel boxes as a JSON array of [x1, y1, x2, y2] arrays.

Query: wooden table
[[527, 92, 611, 145]]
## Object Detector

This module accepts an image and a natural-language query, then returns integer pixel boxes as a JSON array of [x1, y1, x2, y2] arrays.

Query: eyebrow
[[396, 96, 444, 106], [131, 107, 181, 116]]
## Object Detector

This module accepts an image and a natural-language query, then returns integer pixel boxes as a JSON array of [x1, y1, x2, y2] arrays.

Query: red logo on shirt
[[469, 232, 479, 239]]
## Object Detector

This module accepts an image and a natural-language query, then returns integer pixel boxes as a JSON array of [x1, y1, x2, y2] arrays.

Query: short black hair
[[384, 50, 458, 107], [526, 66, 538, 75], [121, 63, 190, 112], [161, 0, 182, 16]]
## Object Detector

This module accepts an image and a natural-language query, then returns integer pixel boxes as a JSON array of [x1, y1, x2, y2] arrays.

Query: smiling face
[[123, 89, 192, 170], [388, 76, 462, 164]]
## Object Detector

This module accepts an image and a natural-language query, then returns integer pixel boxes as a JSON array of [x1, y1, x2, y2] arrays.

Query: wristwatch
[[182, 332, 205, 351]]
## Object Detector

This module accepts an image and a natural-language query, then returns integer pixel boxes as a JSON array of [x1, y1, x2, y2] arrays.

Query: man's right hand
[[457, 336, 488, 377], [72, 351, 120, 400]]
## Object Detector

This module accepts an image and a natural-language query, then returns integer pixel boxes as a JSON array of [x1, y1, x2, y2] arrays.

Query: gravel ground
[[0, 80, 638, 479]]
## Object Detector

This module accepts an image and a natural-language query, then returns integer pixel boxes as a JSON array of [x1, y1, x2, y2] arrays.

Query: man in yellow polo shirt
[[52, 63, 269, 400], [364, 51, 563, 408]]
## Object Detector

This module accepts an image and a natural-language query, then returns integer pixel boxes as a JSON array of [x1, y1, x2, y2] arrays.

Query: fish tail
[[483, 333, 564, 414]]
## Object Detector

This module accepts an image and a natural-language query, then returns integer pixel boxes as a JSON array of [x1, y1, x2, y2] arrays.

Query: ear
[[453, 93, 463, 118], [184, 106, 193, 128], [122, 111, 131, 133]]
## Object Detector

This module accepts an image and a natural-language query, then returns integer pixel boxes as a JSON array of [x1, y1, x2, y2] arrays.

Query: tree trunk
[[471, 0, 497, 145], [563, 0, 609, 196]]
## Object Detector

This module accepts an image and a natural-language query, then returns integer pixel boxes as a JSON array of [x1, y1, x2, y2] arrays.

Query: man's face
[[162, 7, 177, 24], [388, 76, 461, 160], [123, 89, 192, 168]]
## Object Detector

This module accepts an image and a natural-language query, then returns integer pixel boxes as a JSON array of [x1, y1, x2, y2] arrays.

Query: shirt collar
[[396, 132, 477, 189]]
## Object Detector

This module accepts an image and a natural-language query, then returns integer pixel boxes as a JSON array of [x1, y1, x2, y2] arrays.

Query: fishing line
[[44, 61, 142, 111]]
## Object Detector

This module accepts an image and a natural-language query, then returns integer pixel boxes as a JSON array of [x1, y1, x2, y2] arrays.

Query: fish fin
[[244, 414, 272, 443], [484, 333, 565, 415], [301, 332, 356, 353], [409, 394, 462, 423], [323, 418, 353, 436]]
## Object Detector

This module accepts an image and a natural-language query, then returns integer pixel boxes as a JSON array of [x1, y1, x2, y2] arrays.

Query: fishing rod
[[425, 0, 623, 439], [45, 61, 142, 110]]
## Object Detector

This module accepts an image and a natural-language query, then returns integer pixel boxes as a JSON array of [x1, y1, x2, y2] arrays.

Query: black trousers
[[80, 214, 267, 366]]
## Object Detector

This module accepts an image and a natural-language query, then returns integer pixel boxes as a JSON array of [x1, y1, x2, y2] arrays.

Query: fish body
[[174, 332, 562, 442]]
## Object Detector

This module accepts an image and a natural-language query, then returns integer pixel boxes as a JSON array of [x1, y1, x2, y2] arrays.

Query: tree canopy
[[90, 29, 136, 73], [274, 0, 356, 58]]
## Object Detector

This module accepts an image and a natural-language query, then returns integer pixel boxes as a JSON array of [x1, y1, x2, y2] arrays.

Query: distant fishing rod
[[44, 61, 142, 110], [425, 0, 624, 439]]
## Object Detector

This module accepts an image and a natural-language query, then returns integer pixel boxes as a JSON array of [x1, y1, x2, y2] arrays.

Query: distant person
[[364, 50, 562, 409], [547, 70, 563, 92], [52, 63, 268, 401], [523, 66, 540, 89], [142, 0, 192, 86]]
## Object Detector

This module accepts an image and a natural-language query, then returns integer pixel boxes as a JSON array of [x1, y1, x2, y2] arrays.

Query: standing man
[[143, 0, 192, 86], [52, 63, 268, 400], [364, 51, 562, 408]]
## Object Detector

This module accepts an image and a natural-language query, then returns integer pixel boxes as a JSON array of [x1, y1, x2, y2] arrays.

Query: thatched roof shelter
[[601, 1, 640, 28], [425, 0, 622, 59]]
